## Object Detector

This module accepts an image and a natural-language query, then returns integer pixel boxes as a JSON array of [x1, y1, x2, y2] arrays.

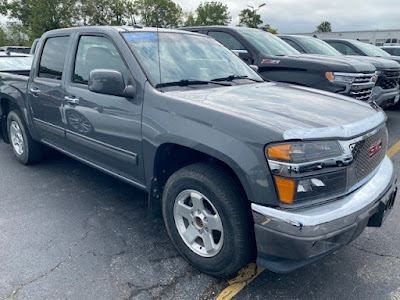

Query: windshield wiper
[[156, 79, 230, 88], [211, 75, 263, 82]]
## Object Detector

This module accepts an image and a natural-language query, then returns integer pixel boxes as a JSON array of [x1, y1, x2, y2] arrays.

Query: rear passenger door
[[63, 34, 145, 184], [28, 35, 70, 147]]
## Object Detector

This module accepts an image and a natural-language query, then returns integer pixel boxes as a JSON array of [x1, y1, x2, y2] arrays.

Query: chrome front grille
[[349, 73, 376, 101], [376, 70, 400, 90], [351, 126, 388, 182]]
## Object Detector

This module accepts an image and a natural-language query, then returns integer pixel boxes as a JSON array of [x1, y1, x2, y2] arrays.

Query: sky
[[174, 0, 400, 33]]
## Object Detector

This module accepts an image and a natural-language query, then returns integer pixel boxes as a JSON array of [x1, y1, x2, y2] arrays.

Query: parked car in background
[[0, 52, 33, 76], [384, 38, 400, 46], [324, 38, 400, 64], [0, 46, 31, 54], [0, 26, 397, 278], [381, 46, 400, 56], [280, 35, 400, 108], [181, 26, 377, 102]]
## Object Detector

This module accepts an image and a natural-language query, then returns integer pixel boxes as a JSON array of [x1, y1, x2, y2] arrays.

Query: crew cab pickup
[[279, 35, 400, 108], [0, 26, 397, 277], [181, 26, 378, 102]]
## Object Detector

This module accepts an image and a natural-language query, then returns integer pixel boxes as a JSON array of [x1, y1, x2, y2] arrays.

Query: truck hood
[[169, 82, 381, 135], [261, 54, 376, 73], [381, 56, 400, 65], [344, 55, 400, 70]]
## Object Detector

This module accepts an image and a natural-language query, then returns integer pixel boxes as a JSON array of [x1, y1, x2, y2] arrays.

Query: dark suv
[[280, 35, 400, 108], [181, 26, 377, 102]]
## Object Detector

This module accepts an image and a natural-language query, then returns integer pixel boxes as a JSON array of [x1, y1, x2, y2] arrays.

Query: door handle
[[64, 96, 80, 106], [30, 87, 41, 96]]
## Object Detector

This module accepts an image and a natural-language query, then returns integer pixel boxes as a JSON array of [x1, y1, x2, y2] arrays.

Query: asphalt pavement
[[0, 109, 399, 300]]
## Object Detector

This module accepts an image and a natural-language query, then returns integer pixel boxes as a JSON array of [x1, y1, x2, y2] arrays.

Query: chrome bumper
[[372, 86, 400, 107], [252, 156, 397, 273]]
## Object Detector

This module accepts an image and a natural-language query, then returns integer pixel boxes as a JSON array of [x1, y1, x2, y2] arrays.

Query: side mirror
[[249, 65, 259, 72], [232, 50, 253, 64], [88, 69, 136, 98]]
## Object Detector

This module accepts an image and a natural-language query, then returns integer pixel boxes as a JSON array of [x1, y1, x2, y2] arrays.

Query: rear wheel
[[162, 163, 255, 278], [7, 110, 43, 164]]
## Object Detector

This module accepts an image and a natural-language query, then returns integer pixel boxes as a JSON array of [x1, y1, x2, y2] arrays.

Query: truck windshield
[[123, 32, 262, 87], [235, 28, 300, 56], [297, 37, 343, 56], [351, 40, 391, 57], [0, 56, 33, 71]]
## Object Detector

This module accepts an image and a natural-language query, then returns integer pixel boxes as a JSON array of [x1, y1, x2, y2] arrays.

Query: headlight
[[266, 141, 349, 205], [325, 72, 355, 83]]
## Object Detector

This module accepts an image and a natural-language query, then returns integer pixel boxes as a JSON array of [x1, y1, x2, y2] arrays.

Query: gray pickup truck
[[0, 26, 397, 278]]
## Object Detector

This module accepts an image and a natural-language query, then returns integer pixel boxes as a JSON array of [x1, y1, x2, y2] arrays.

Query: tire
[[7, 110, 43, 164], [162, 163, 255, 278]]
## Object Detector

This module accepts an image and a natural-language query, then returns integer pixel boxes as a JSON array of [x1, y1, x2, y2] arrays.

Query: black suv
[[181, 26, 377, 102], [280, 35, 400, 108]]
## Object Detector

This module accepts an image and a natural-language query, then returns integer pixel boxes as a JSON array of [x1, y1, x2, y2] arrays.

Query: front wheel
[[7, 110, 43, 164], [162, 163, 255, 278]]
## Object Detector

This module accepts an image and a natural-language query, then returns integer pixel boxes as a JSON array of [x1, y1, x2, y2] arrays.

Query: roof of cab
[[43, 26, 207, 37]]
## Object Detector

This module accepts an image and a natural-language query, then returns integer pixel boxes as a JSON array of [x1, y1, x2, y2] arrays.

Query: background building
[[288, 29, 400, 46]]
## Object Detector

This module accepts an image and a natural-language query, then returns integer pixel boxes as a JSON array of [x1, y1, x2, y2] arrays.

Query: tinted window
[[74, 36, 130, 85], [208, 31, 246, 50], [297, 37, 343, 56], [39, 36, 70, 80], [282, 39, 305, 53], [386, 39, 391, 43], [328, 42, 358, 55]]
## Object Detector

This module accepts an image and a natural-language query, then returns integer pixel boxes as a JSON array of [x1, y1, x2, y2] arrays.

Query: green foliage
[[184, 11, 197, 27], [316, 21, 332, 33], [238, 8, 262, 28], [261, 24, 278, 34], [133, 0, 183, 28], [193, 1, 231, 26], [79, 0, 135, 26]]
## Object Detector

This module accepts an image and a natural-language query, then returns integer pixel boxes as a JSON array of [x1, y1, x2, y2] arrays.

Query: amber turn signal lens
[[325, 72, 334, 82], [267, 144, 291, 161], [274, 177, 295, 204]]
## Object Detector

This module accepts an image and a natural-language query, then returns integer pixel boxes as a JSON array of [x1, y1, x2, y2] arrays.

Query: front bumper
[[372, 86, 400, 108], [252, 156, 397, 273]]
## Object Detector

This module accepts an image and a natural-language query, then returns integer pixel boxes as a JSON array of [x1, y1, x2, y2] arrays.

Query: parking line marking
[[214, 139, 400, 300], [388, 141, 400, 158], [215, 263, 264, 300]]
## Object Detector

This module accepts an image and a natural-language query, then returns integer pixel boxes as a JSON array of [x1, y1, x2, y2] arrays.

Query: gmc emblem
[[369, 140, 382, 158]]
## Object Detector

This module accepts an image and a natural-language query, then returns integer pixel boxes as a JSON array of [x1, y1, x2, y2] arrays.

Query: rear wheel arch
[[1, 97, 20, 143]]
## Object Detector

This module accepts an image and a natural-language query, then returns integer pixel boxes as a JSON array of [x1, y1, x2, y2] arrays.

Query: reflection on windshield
[[352, 40, 391, 57], [236, 28, 300, 56], [0, 56, 33, 71], [123, 32, 262, 86], [299, 37, 343, 56]]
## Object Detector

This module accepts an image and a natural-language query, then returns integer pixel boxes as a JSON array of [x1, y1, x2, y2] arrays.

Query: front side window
[[39, 36, 70, 80], [123, 32, 262, 87], [74, 36, 130, 85], [282, 39, 305, 53], [328, 42, 358, 55], [208, 31, 246, 50], [298, 37, 343, 56], [235, 28, 300, 56]]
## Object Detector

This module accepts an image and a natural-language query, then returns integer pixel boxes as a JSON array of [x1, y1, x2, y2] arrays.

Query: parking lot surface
[[0, 109, 399, 300]]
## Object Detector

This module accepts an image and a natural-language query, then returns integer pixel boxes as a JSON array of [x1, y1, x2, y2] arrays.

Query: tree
[[79, 0, 135, 26], [316, 21, 332, 33], [0, 0, 80, 41], [238, 8, 262, 28], [184, 11, 197, 27], [194, 1, 231, 26], [261, 24, 278, 34], [133, 0, 183, 28]]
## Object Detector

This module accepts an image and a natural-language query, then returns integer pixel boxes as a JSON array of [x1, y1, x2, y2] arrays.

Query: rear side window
[[39, 36, 70, 80], [73, 35, 129, 85], [208, 31, 246, 50]]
